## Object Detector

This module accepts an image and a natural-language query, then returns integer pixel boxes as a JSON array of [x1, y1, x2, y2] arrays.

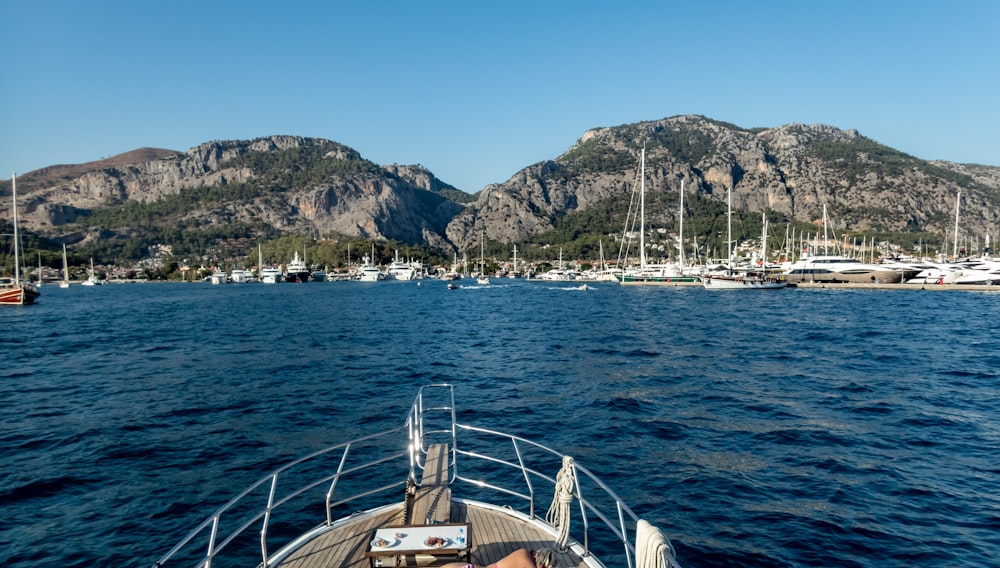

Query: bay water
[[2, 280, 998, 567]]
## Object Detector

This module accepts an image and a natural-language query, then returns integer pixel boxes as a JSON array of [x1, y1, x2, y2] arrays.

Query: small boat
[[153, 384, 682, 568], [447, 282, 458, 290], [81, 258, 103, 286], [1, 173, 40, 305], [477, 231, 490, 285]]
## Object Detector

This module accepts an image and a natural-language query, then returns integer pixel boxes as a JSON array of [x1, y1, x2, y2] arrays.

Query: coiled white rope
[[545, 455, 576, 549], [636, 519, 677, 568]]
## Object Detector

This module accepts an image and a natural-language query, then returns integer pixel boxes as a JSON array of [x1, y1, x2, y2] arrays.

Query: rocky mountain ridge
[[4, 117, 998, 257], [446, 117, 999, 250]]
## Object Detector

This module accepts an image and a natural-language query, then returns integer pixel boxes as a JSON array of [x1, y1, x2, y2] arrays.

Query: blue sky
[[2, 1, 997, 193]]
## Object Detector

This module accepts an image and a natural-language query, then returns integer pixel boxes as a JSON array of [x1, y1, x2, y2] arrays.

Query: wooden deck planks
[[276, 503, 587, 568], [276, 507, 405, 568], [420, 444, 449, 486], [412, 444, 452, 524]]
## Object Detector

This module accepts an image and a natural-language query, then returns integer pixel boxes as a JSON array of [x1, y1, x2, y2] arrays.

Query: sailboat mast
[[639, 146, 646, 268], [11, 173, 21, 285], [953, 191, 961, 258], [726, 186, 733, 268], [678, 179, 684, 268], [760, 212, 767, 267], [822, 204, 829, 255]]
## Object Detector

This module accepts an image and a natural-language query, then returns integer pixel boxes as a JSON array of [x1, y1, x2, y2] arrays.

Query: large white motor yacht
[[783, 255, 902, 284]]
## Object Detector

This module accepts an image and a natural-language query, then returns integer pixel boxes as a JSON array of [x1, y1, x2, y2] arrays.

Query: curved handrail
[[152, 384, 679, 568]]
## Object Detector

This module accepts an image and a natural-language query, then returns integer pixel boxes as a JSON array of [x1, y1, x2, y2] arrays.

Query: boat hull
[[783, 269, 902, 284], [0, 284, 40, 305], [616, 274, 701, 286], [703, 275, 787, 289]]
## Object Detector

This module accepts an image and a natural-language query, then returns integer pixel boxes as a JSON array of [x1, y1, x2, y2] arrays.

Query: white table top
[[370, 523, 469, 554]]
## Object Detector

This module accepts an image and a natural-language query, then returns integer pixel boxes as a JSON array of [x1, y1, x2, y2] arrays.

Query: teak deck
[[273, 442, 587, 568], [274, 502, 588, 568]]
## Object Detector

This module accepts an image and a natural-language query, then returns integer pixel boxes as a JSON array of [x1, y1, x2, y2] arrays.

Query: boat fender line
[[545, 455, 575, 550]]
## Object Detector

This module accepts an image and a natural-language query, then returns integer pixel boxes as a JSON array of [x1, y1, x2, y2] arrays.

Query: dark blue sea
[[2, 280, 998, 568]]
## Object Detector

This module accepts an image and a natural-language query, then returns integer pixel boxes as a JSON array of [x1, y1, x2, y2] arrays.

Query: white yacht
[[209, 268, 228, 284], [260, 267, 283, 284], [783, 255, 902, 284], [357, 254, 383, 282], [386, 250, 418, 281], [229, 268, 253, 283], [285, 251, 310, 283], [903, 261, 964, 285], [951, 257, 1000, 285]]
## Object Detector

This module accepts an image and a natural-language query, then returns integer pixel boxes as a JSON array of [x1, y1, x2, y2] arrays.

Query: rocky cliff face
[[6, 119, 998, 256], [10, 135, 462, 250], [445, 116, 1000, 250]]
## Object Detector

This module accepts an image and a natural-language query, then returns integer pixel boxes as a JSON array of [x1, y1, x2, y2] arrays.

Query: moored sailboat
[[1, 173, 41, 305], [617, 147, 699, 286], [476, 230, 490, 285], [60, 244, 70, 288], [702, 207, 787, 290]]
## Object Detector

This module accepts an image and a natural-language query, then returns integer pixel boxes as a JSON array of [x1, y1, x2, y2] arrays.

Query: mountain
[[4, 118, 998, 262], [445, 115, 1000, 251], [6, 135, 464, 252]]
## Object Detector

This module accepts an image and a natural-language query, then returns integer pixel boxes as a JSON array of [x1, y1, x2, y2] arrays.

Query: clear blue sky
[[2, 0, 997, 193]]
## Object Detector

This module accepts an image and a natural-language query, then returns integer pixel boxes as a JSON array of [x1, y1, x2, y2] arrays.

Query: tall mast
[[678, 179, 684, 268], [726, 186, 733, 268], [639, 145, 646, 268], [12, 173, 21, 285], [953, 192, 961, 258], [823, 204, 829, 255], [760, 212, 767, 267]]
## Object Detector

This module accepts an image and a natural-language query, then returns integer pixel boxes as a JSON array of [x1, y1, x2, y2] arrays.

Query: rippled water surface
[[2, 281, 999, 567]]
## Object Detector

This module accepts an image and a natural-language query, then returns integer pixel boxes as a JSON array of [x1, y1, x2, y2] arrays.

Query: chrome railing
[[153, 384, 678, 568]]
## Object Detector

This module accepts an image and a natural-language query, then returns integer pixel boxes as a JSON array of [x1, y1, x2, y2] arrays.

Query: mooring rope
[[545, 455, 576, 549], [635, 519, 676, 568]]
